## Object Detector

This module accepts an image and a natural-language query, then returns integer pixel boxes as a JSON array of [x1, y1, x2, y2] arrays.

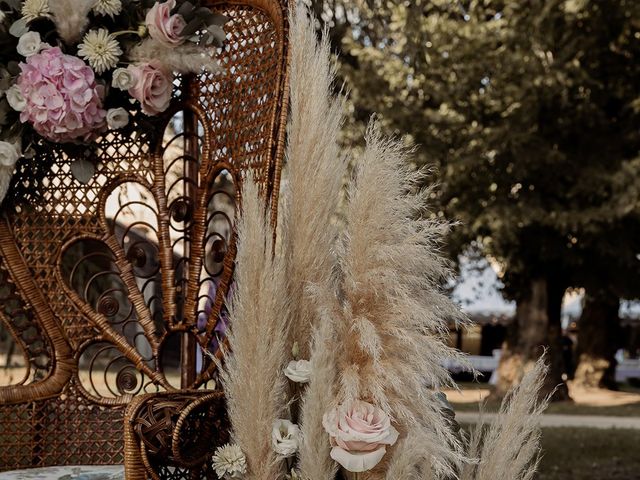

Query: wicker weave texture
[[0, 0, 289, 471]]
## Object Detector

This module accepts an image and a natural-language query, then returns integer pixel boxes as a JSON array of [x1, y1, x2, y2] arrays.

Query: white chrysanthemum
[[21, 0, 50, 22], [93, 0, 122, 18], [77, 29, 122, 74], [212, 444, 246, 479]]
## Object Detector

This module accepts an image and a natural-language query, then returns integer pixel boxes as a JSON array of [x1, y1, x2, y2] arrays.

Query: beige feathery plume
[[283, 5, 347, 478], [50, 0, 94, 44], [220, 178, 290, 480], [326, 122, 472, 475], [461, 356, 550, 480], [297, 287, 339, 480], [383, 431, 438, 480], [280, 3, 348, 359], [130, 38, 221, 74]]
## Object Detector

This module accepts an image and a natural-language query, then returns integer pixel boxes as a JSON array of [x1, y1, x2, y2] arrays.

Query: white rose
[[106, 107, 129, 129], [272, 419, 301, 457], [322, 401, 399, 473], [284, 359, 311, 383], [0, 140, 21, 167], [17, 31, 43, 57], [6, 85, 26, 112], [111, 68, 136, 90]]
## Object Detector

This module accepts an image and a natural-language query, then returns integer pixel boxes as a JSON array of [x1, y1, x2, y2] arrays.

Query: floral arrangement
[[206, 5, 551, 480], [0, 0, 227, 201]]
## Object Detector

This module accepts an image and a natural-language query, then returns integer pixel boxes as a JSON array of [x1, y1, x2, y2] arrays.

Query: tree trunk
[[494, 277, 570, 401], [573, 289, 620, 390]]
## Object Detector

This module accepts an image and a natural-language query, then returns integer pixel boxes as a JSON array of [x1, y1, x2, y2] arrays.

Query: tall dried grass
[[284, 5, 346, 478], [280, 4, 348, 359], [220, 179, 290, 480], [461, 356, 550, 480], [320, 123, 471, 476], [297, 290, 340, 480]]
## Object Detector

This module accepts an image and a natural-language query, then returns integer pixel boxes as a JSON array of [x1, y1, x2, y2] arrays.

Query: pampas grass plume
[[50, 0, 94, 44], [319, 122, 472, 477], [285, 5, 346, 479], [220, 178, 290, 480], [130, 38, 221, 74], [461, 356, 550, 480], [281, 3, 348, 358]]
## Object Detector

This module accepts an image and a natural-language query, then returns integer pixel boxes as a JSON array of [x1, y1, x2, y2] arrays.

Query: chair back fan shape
[[0, 0, 289, 471]]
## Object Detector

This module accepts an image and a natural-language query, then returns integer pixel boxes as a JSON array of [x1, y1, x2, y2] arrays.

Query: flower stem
[[111, 30, 141, 38]]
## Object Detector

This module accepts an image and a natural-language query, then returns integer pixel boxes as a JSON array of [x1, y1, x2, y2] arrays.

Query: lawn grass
[[452, 399, 640, 417], [538, 427, 640, 479], [450, 381, 640, 417]]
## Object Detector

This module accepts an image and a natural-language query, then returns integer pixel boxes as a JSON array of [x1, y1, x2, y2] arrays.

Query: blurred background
[[303, 0, 640, 478]]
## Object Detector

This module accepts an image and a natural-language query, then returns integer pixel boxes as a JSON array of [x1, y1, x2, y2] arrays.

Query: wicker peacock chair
[[0, 1, 290, 478]]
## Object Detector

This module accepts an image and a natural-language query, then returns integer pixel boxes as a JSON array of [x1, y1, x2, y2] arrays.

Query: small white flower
[[111, 67, 136, 91], [212, 443, 246, 479], [21, 0, 50, 22], [272, 419, 302, 457], [93, 0, 122, 18], [106, 107, 129, 129], [17, 31, 43, 57], [6, 85, 26, 112], [0, 11, 6, 24], [0, 140, 21, 167], [284, 359, 312, 383], [77, 29, 122, 74]]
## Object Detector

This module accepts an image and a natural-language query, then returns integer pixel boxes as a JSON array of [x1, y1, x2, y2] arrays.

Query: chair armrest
[[124, 390, 230, 480]]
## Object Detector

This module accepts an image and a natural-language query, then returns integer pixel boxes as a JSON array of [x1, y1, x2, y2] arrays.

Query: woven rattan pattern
[[124, 391, 230, 480], [0, 0, 289, 472]]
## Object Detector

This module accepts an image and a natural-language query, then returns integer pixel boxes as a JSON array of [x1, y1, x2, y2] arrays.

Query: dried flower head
[[77, 29, 122, 74], [93, 0, 122, 17], [21, 0, 50, 22], [212, 443, 247, 479]]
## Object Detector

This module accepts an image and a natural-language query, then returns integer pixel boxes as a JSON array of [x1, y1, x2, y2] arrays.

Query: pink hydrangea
[[17, 47, 107, 143]]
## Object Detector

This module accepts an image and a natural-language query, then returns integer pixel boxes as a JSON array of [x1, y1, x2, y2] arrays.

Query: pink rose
[[322, 401, 399, 473], [146, 0, 186, 46], [127, 62, 173, 116], [16, 47, 106, 143]]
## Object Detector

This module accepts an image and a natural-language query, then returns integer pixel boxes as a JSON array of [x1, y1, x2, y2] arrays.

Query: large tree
[[313, 0, 640, 397]]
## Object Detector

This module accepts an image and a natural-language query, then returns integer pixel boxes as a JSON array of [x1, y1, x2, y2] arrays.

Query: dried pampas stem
[[284, 5, 346, 479], [130, 38, 221, 74], [297, 284, 340, 480], [281, 3, 348, 359], [220, 178, 290, 480], [326, 121, 473, 476], [461, 356, 550, 480], [50, 0, 94, 44]]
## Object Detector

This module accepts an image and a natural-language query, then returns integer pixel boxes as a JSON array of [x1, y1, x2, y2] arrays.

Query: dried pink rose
[[127, 61, 173, 116], [17, 47, 106, 143], [146, 0, 186, 46], [322, 400, 399, 473]]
